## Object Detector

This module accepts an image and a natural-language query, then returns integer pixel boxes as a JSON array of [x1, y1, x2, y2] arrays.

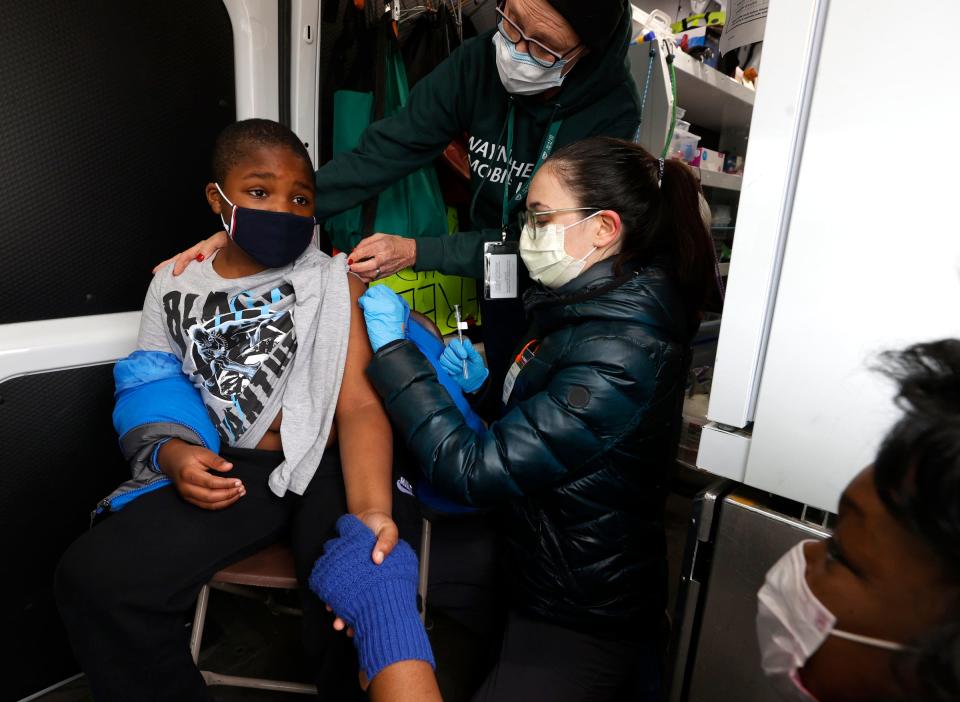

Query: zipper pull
[[89, 498, 110, 527]]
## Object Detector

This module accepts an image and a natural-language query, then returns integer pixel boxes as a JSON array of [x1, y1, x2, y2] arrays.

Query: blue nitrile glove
[[439, 338, 489, 393], [358, 286, 409, 353], [309, 515, 434, 681]]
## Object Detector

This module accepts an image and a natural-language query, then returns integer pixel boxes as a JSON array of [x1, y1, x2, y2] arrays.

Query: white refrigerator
[[697, 0, 960, 511]]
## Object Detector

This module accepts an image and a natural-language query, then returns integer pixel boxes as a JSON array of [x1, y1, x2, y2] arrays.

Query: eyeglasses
[[496, 4, 583, 68], [519, 207, 600, 237]]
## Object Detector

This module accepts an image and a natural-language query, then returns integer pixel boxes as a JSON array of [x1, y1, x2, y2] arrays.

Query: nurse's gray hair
[[545, 137, 715, 320]]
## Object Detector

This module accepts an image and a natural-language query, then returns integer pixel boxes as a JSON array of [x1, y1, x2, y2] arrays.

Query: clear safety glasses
[[518, 207, 601, 238]]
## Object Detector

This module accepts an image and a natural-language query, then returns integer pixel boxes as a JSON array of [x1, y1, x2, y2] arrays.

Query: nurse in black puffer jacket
[[359, 137, 716, 701]]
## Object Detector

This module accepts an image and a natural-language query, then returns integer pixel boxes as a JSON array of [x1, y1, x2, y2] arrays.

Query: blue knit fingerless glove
[[309, 515, 434, 681]]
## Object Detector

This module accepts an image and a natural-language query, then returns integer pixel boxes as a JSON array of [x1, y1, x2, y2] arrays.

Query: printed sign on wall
[[372, 269, 480, 336]]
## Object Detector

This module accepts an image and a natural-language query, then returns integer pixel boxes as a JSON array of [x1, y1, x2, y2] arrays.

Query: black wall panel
[[1, 365, 128, 699], [0, 0, 236, 325], [0, 1, 236, 697]]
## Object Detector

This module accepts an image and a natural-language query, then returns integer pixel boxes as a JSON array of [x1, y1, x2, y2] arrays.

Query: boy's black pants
[[54, 446, 364, 702]]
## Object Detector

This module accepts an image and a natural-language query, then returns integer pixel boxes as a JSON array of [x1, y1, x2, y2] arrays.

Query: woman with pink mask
[[757, 340, 960, 702]]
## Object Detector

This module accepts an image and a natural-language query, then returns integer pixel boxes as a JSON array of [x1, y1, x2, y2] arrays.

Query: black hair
[[211, 118, 313, 185], [546, 137, 716, 321], [874, 339, 960, 702]]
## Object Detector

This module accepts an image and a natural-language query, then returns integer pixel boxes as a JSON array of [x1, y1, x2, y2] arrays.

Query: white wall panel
[[1, 312, 140, 382], [223, 0, 279, 120], [290, 0, 320, 164]]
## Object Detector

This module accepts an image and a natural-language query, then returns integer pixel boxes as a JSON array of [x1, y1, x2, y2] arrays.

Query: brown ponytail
[[546, 137, 716, 319]]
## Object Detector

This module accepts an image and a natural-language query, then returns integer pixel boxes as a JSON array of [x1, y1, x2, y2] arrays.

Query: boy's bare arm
[[335, 274, 397, 562], [368, 661, 442, 702]]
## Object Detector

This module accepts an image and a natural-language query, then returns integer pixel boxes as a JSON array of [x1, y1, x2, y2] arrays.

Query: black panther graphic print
[[190, 309, 293, 401], [162, 284, 297, 444]]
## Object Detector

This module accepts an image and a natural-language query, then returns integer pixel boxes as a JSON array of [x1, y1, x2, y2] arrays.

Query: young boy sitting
[[55, 118, 394, 701]]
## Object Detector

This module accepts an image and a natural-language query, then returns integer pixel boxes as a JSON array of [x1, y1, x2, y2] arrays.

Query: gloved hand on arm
[[358, 286, 410, 353], [439, 338, 489, 393], [309, 515, 435, 683]]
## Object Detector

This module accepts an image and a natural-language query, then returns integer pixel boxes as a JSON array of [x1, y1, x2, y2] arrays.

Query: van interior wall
[[0, 366, 125, 700], [0, 1, 235, 697], [0, 1, 235, 326]]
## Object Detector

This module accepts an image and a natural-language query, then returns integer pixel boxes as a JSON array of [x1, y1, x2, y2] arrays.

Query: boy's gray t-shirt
[[137, 247, 352, 496]]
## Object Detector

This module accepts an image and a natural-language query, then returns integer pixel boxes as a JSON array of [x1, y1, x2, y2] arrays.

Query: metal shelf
[[698, 168, 742, 191], [674, 50, 755, 132]]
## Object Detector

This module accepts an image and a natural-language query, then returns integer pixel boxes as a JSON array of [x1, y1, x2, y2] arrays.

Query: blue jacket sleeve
[[113, 350, 221, 475], [405, 319, 486, 436]]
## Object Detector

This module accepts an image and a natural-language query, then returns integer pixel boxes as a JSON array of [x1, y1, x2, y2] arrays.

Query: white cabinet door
[[704, 0, 825, 434], [695, 0, 826, 482], [743, 0, 960, 511]]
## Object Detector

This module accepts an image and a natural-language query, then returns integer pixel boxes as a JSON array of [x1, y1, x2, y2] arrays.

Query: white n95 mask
[[756, 540, 907, 701], [492, 32, 569, 96], [520, 211, 602, 289]]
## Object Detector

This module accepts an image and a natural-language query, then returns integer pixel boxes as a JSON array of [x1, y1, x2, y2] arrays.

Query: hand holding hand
[[355, 509, 399, 565], [439, 338, 489, 393], [156, 439, 244, 510], [153, 231, 229, 275], [348, 234, 416, 283], [309, 515, 434, 681], [358, 286, 410, 352]]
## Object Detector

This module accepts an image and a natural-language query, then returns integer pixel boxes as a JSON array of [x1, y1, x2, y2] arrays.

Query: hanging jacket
[[366, 259, 695, 631], [314, 1, 639, 278]]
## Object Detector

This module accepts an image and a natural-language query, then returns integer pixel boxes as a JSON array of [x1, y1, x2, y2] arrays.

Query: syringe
[[454, 304, 468, 379]]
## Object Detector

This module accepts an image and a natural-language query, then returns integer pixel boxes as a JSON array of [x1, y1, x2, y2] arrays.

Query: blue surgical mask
[[492, 32, 569, 96], [215, 183, 316, 268]]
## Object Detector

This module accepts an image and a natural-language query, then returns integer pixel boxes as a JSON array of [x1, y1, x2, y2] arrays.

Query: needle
[[454, 304, 468, 379]]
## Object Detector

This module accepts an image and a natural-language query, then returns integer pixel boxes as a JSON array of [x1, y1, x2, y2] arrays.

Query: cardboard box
[[691, 147, 725, 172]]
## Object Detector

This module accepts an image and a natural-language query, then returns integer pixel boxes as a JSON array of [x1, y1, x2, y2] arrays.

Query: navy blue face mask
[[216, 183, 316, 268]]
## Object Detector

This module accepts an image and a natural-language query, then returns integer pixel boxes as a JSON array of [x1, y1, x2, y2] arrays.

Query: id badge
[[502, 339, 539, 406], [502, 362, 521, 406], [483, 240, 519, 300]]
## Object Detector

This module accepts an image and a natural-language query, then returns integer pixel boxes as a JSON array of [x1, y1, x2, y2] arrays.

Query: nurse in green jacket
[[357, 137, 717, 701], [163, 0, 640, 405]]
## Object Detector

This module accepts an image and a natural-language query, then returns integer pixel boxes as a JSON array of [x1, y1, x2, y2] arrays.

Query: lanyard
[[500, 104, 563, 231], [514, 338, 540, 364]]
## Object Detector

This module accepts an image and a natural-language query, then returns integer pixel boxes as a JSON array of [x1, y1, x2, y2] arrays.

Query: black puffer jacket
[[367, 260, 694, 630]]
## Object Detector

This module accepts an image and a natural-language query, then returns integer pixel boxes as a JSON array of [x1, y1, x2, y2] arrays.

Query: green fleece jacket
[[314, 3, 639, 280]]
